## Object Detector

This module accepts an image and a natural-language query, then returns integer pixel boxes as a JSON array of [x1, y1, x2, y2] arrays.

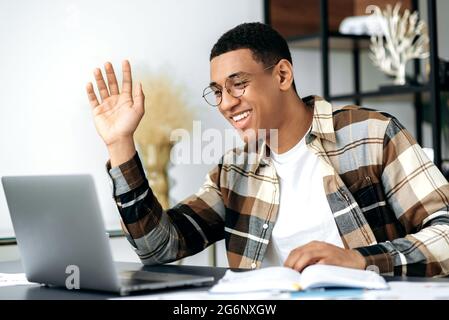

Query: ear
[[275, 59, 294, 92]]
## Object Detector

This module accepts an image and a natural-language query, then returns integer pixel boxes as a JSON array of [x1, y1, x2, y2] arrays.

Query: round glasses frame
[[202, 63, 277, 107]]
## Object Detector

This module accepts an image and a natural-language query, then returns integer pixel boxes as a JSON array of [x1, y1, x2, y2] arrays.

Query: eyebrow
[[209, 71, 247, 87]]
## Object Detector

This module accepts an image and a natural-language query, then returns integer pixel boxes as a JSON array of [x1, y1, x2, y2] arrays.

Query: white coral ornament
[[368, 3, 429, 85]]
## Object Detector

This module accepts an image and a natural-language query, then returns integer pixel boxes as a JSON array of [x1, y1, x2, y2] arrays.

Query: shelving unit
[[265, 0, 445, 170]]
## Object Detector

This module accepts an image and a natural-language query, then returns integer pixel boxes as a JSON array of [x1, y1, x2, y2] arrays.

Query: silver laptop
[[1, 175, 214, 296]]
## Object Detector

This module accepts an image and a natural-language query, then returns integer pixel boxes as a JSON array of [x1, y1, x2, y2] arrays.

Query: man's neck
[[268, 95, 313, 154]]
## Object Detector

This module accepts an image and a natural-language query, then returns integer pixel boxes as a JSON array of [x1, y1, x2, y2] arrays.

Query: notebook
[[210, 264, 388, 294]]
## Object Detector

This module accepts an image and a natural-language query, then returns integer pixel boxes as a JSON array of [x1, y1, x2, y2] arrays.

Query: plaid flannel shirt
[[108, 95, 449, 276]]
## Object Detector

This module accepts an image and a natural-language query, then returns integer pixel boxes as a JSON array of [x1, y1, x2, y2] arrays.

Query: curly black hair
[[210, 22, 296, 92]]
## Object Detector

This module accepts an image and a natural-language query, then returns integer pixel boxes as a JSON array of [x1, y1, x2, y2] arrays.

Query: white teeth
[[232, 111, 250, 122]]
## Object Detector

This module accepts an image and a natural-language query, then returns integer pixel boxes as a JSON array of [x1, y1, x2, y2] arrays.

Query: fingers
[[292, 252, 320, 272], [121, 60, 132, 94], [89, 60, 134, 105], [133, 82, 145, 112], [283, 241, 365, 272], [284, 246, 304, 269], [94, 68, 110, 101], [284, 241, 326, 272], [104, 62, 119, 95], [86, 82, 99, 108], [284, 248, 315, 272]]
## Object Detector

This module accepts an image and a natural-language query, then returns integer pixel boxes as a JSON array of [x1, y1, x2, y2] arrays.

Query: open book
[[210, 265, 388, 294]]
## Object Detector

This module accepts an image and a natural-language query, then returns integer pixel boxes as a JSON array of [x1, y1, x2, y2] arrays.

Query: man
[[86, 22, 449, 276]]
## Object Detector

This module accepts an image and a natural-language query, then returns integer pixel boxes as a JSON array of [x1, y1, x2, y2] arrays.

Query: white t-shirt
[[262, 129, 344, 267]]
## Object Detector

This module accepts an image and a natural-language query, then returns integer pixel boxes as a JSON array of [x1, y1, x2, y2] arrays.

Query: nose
[[219, 89, 240, 113]]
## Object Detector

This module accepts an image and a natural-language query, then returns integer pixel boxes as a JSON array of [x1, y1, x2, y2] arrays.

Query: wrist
[[352, 249, 367, 270], [107, 137, 137, 167]]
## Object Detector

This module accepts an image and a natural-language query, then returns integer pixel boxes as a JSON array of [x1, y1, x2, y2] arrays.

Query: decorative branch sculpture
[[368, 3, 429, 85]]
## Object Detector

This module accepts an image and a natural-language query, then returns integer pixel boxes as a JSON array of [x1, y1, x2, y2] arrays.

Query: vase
[[140, 143, 172, 210]]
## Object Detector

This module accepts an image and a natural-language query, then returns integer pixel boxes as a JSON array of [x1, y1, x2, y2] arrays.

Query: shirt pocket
[[348, 176, 381, 210]]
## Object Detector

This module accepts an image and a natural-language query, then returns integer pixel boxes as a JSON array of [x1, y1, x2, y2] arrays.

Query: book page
[[209, 267, 302, 293], [209, 265, 388, 294], [300, 264, 388, 290]]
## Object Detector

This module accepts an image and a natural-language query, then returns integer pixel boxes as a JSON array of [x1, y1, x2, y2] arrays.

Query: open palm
[[86, 60, 144, 146]]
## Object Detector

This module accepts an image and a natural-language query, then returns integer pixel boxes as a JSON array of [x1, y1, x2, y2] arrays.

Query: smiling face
[[210, 49, 284, 142]]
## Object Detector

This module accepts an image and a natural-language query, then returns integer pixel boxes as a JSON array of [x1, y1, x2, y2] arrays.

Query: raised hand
[[86, 60, 144, 166]]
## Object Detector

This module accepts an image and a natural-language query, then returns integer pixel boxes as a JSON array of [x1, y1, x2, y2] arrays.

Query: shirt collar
[[304, 95, 337, 144]]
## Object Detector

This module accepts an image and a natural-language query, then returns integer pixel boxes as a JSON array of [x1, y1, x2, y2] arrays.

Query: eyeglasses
[[202, 63, 277, 107]]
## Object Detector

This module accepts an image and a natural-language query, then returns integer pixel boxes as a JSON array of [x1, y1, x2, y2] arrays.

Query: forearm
[[108, 153, 179, 264], [108, 152, 225, 264], [354, 220, 449, 277], [107, 137, 137, 167]]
